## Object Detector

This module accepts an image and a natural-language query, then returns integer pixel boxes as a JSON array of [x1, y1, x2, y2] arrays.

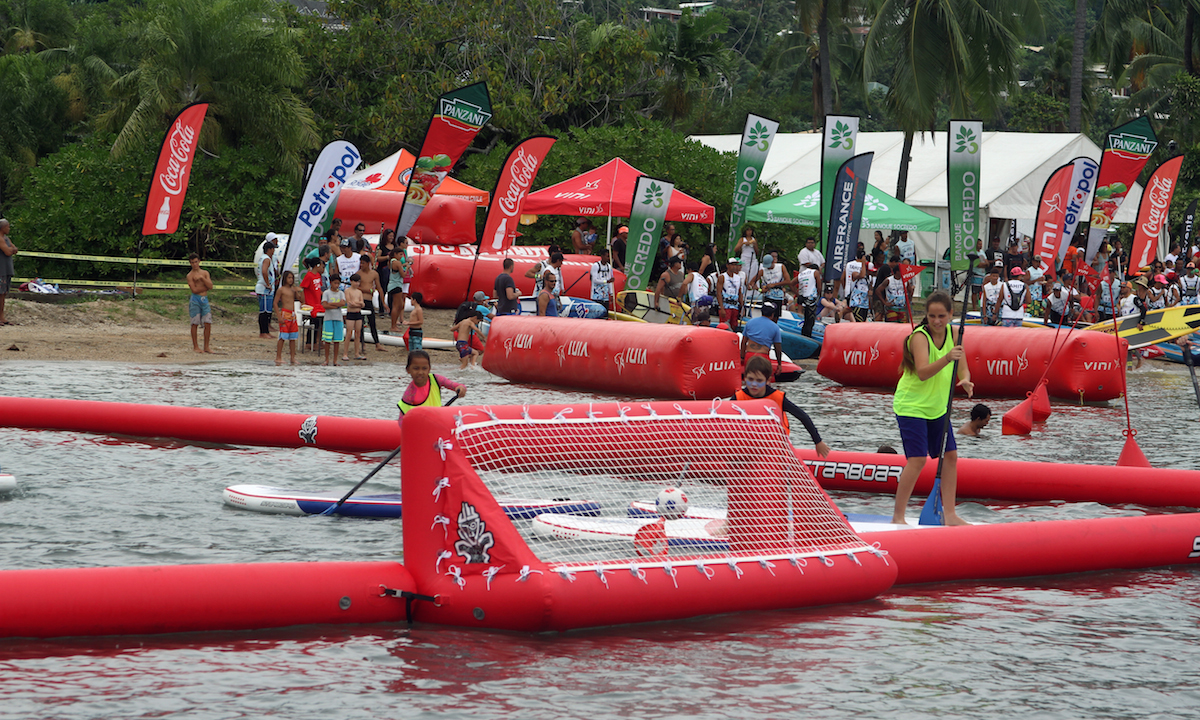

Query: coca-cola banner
[[282, 140, 362, 275], [1130, 155, 1184, 269], [1032, 161, 1074, 278], [480, 135, 557, 253], [142, 103, 209, 235]]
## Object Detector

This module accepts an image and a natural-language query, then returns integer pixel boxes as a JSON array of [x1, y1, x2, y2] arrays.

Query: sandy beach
[[0, 297, 461, 365]]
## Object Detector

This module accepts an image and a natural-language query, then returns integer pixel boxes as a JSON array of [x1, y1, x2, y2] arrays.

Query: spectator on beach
[[323, 218, 343, 244], [735, 226, 760, 281], [537, 271, 559, 317], [321, 275, 347, 366], [958, 404, 992, 436], [1044, 281, 1074, 325], [610, 226, 629, 271], [301, 257, 326, 350], [1000, 267, 1029, 327], [335, 238, 360, 281], [653, 255, 686, 312], [699, 242, 718, 278], [716, 257, 745, 331], [572, 217, 597, 255], [984, 236, 1003, 270], [872, 255, 903, 322], [590, 248, 614, 305], [845, 250, 871, 322], [1182, 264, 1200, 305], [494, 258, 520, 315], [1149, 274, 1169, 309], [981, 263, 1003, 325], [797, 237, 824, 277], [527, 252, 564, 297], [397, 350, 465, 420], [1003, 240, 1026, 274], [388, 240, 413, 332], [355, 255, 386, 352], [896, 231, 916, 265], [794, 261, 820, 337], [186, 253, 213, 353], [668, 233, 688, 264], [740, 301, 784, 377], [274, 270, 299, 366], [343, 272, 365, 361], [0, 219, 16, 326], [351, 223, 369, 254], [255, 239, 278, 339], [684, 260, 710, 307]]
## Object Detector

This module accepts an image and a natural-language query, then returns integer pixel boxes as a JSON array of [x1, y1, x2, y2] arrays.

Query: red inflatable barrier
[[863, 513, 1200, 586], [0, 396, 400, 453], [817, 323, 1126, 401], [335, 189, 477, 245], [0, 561, 413, 639], [794, 449, 1200, 508], [482, 317, 742, 399], [409, 244, 626, 308]]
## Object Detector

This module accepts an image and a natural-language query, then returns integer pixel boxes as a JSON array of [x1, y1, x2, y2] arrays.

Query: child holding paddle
[[892, 290, 973, 526], [398, 350, 466, 422]]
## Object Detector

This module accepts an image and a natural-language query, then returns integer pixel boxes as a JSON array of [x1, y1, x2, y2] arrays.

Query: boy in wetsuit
[[733, 356, 830, 458]]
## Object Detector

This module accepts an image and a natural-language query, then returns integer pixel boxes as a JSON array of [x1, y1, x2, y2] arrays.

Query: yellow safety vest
[[398, 375, 442, 415]]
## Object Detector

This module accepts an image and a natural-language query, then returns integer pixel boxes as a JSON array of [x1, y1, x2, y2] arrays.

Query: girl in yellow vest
[[891, 290, 973, 525], [733, 355, 830, 457], [398, 350, 466, 426]]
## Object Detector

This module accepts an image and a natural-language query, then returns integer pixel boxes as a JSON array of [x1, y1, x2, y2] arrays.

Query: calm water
[[2, 359, 1200, 719]]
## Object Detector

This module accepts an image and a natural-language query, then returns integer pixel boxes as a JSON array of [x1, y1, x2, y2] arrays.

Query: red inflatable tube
[[401, 399, 897, 632], [794, 449, 1200, 508], [0, 561, 414, 639], [817, 323, 1127, 401], [335, 190, 477, 245], [482, 317, 743, 399], [0, 396, 400, 453], [862, 512, 1200, 586], [408, 244, 626, 308]]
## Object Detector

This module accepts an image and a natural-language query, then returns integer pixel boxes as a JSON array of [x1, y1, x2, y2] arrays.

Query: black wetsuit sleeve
[[1133, 296, 1148, 324], [780, 393, 822, 444]]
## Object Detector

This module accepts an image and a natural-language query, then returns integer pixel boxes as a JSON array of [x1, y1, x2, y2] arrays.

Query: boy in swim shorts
[[186, 253, 214, 353], [322, 275, 347, 366], [274, 270, 300, 365]]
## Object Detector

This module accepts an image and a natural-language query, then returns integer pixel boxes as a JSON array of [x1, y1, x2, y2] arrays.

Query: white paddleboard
[[362, 330, 455, 351], [223, 484, 600, 519]]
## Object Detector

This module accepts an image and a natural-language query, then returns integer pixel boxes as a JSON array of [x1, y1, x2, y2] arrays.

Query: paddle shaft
[[1183, 340, 1200, 416], [324, 395, 459, 514]]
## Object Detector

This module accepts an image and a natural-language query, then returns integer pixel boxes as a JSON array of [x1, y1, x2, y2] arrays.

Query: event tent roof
[[344, 149, 489, 206], [522, 158, 716, 224], [692, 131, 1142, 259], [747, 181, 941, 232]]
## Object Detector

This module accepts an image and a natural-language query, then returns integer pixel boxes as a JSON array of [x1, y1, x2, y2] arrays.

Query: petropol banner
[[624, 176, 675, 291], [947, 120, 983, 271], [1058, 157, 1099, 260], [1086, 117, 1157, 261], [142, 102, 209, 235], [727, 113, 779, 257], [395, 82, 492, 238], [821, 115, 859, 251], [1130, 155, 1184, 269], [284, 140, 361, 275], [824, 152, 874, 284], [480, 135, 557, 254]]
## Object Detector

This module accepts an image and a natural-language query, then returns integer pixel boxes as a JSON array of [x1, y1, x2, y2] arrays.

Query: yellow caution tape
[[21, 251, 257, 269], [13, 277, 255, 290]]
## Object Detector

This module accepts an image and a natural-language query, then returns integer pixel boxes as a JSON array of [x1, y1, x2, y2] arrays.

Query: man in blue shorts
[[740, 301, 784, 378], [186, 253, 214, 353]]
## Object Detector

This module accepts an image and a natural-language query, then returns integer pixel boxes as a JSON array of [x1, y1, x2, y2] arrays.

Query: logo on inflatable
[[454, 502, 494, 564], [842, 340, 879, 367], [805, 459, 904, 483], [613, 347, 648, 375], [504, 333, 534, 358], [556, 341, 589, 366], [298, 415, 318, 445], [986, 347, 1029, 376]]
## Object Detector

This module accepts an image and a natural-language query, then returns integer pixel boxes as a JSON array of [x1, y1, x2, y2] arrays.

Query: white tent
[[691, 131, 1143, 262]]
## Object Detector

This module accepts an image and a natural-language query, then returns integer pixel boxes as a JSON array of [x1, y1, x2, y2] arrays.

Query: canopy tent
[[343, 149, 489, 206], [523, 158, 716, 224], [747, 182, 940, 232], [692, 131, 1142, 261]]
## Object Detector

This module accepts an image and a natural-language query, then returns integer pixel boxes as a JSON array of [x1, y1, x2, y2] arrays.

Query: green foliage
[[9, 134, 296, 280], [0, 52, 69, 203], [1007, 91, 1071, 132]]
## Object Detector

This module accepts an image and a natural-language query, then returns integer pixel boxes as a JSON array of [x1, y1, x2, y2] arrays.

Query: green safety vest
[[893, 324, 953, 420]]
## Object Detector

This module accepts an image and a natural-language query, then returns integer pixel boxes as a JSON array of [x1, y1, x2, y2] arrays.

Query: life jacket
[[398, 375, 442, 415], [735, 388, 789, 431]]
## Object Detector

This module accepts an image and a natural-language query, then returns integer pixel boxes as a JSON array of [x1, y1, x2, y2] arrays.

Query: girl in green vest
[[398, 350, 466, 425], [891, 290, 973, 526]]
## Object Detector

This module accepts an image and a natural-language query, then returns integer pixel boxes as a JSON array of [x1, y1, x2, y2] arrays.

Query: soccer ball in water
[[656, 486, 689, 521]]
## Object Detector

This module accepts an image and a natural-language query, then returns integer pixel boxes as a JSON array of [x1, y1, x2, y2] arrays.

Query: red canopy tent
[[522, 158, 716, 225]]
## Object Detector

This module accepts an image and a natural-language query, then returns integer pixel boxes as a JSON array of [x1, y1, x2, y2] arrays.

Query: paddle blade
[[1002, 397, 1034, 435], [317, 502, 341, 516], [1117, 432, 1152, 468], [1031, 381, 1052, 422], [918, 477, 944, 526]]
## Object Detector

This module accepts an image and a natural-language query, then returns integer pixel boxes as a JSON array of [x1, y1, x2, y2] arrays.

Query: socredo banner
[[1086, 117, 1157, 260], [824, 152, 873, 284], [480, 136, 557, 253], [395, 82, 492, 238], [624, 176, 675, 291], [142, 103, 209, 235], [821, 115, 858, 252], [1130, 155, 1184, 269], [947, 120, 983, 271], [283, 140, 361, 275], [727, 113, 779, 257], [1032, 162, 1074, 278]]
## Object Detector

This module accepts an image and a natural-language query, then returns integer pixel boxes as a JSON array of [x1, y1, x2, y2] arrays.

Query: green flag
[[727, 114, 779, 257], [821, 116, 859, 252], [624, 176, 675, 291], [947, 120, 983, 271]]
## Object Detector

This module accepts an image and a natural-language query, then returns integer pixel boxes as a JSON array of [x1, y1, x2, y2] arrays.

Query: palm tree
[[862, 0, 1041, 201], [796, 0, 860, 126], [652, 9, 735, 126], [99, 0, 318, 173], [1069, 0, 1087, 132]]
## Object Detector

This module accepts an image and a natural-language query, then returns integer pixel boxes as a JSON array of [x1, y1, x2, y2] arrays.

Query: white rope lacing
[[732, 403, 748, 417], [446, 565, 466, 590], [435, 439, 453, 460], [789, 556, 808, 574], [558, 569, 577, 583], [482, 565, 504, 590], [709, 397, 724, 414], [432, 477, 451, 502], [759, 559, 777, 577], [595, 568, 611, 588], [847, 550, 863, 566], [672, 403, 693, 417], [664, 565, 679, 589], [869, 543, 891, 566], [639, 403, 658, 417], [517, 565, 544, 583], [431, 515, 450, 538], [617, 404, 632, 419], [727, 560, 744, 579], [697, 563, 716, 579], [587, 403, 601, 420], [763, 404, 780, 422], [630, 566, 648, 585], [480, 405, 499, 421], [435, 550, 453, 574], [521, 405, 531, 421], [816, 553, 835, 567], [552, 408, 573, 421]]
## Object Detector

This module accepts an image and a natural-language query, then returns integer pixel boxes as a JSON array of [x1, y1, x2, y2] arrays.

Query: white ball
[[656, 486, 689, 521]]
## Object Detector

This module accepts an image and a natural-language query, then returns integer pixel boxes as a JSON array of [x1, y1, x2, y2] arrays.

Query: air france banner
[[947, 120, 982, 270], [821, 115, 858, 251], [824, 152, 873, 283], [727, 113, 779, 257], [1130, 155, 1184, 269], [284, 140, 361, 276], [142, 102, 209, 235], [1058, 157, 1099, 260], [624, 176, 675, 291], [1032, 162, 1074, 278], [480, 135, 557, 254], [395, 82, 492, 239], [1086, 117, 1157, 261]]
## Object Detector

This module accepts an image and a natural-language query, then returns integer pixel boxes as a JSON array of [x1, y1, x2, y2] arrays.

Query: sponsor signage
[[821, 115, 859, 252], [480, 135, 557, 253], [1130, 156, 1184, 268], [727, 114, 779, 257], [142, 103, 209, 235], [283, 140, 362, 277], [1032, 161, 1074, 278], [623, 176, 675, 291], [824, 153, 873, 283], [947, 120, 983, 270], [1086, 117, 1157, 260]]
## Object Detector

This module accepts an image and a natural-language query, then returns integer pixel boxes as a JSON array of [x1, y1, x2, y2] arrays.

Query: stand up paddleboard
[[362, 330, 455, 351], [223, 484, 601, 519], [1084, 305, 1200, 349], [615, 290, 690, 324], [517, 295, 608, 319], [625, 500, 926, 529]]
